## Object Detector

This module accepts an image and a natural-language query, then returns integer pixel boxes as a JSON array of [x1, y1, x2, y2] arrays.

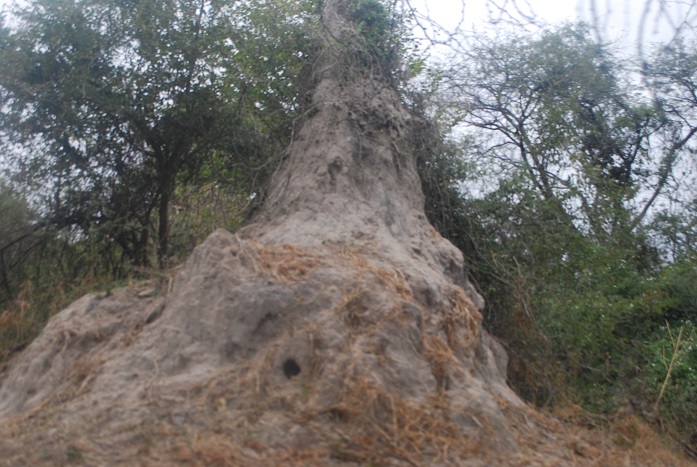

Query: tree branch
[[630, 126, 697, 231]]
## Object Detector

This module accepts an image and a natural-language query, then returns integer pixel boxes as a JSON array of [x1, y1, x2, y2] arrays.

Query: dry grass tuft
[[442, 286, 481, 351], [318, 377, 482, 465], [257, 244, 327, 283], [173, 433, 242, 466]]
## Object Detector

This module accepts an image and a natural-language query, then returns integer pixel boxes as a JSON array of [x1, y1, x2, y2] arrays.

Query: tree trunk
[[157, 177, 171, 268]]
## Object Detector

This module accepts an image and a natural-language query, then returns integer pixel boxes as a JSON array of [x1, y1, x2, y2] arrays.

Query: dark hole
[[145, 304, 164, 324], [328, 408, 348, 422], [283, 358, 301, 379]]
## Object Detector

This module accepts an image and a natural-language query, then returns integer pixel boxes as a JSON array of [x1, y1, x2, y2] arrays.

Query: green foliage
[[643, 320, 696, 438], [349, 0, 396, 63], [341, 0, 416, 85], [0, 183, 36, 303], [649, 199, 697, 262], [0, 0, 315, 269], [0, 0, 317, 365], [420, 24, 697, 444], [0, 181, 116, 361], [444, 24, 666, 241]]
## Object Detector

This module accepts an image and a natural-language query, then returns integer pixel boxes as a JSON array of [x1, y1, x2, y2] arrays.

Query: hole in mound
[[283, 358, 301, 379], [327, 407, 349, 422]]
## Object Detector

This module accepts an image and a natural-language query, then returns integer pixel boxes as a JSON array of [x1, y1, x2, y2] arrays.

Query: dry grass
[[256, 243, 328, 283], [2, 384, 691, 466], [324, 379, 483, 465], [0, 242, 695, 466]]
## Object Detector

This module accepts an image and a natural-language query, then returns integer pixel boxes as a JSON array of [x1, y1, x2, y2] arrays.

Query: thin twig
[[653, 323, 684, 414]]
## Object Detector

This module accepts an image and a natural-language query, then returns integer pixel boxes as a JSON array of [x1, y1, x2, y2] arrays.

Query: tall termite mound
[[0, 0, 527, 464]]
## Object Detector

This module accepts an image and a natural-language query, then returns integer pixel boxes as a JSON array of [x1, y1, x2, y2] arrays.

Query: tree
[[0, 0, 313, 267], [635, 39, 697, 230], [438, 25, 692, 244], [415, 25, 697, 444], [0, 182, 36, 302]]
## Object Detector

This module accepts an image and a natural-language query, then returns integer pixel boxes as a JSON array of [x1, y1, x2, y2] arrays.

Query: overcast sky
[[415, 0, 696, 49], [0, 0, 695, 49]]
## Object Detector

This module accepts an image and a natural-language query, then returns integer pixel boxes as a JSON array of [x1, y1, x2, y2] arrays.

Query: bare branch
[[631, 126, 697, 231]]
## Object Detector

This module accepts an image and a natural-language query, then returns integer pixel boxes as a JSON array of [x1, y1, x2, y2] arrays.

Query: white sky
[[1, 0, 694, 46], [415, 0, 696, 50]]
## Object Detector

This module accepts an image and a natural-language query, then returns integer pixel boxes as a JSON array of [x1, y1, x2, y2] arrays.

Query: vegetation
[[420, 24, 697, 449], [0, 0, 315, 359], [0, 0, 695, 455], [0, 0, 313, 270]]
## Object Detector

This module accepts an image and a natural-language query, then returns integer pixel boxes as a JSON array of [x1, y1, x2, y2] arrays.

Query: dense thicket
[[420, 25, 697, 447]]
